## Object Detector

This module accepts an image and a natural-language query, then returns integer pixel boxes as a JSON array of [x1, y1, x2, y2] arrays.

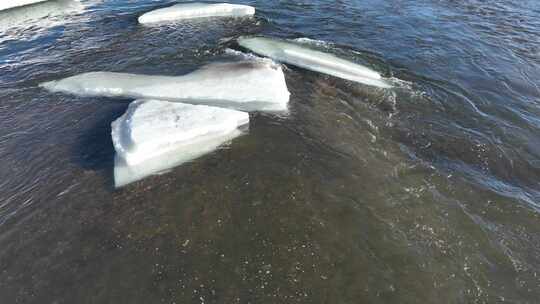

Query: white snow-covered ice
[[112, 99, 249, 187], [0, 0, 49, 11], [41, 61, 290, 111], [112, 99, 249, 166], [138, 3, 255, 24], [238, 36, 392, 88]]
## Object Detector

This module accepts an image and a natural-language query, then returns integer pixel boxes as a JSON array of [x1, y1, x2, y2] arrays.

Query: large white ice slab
[[138, 2, 255, 24], [112, 99, 249, 187], [0, 0, 48, 11], [112, 99, 249, 166], [238, 37, 392, 88], [41, 61, 290, 111]]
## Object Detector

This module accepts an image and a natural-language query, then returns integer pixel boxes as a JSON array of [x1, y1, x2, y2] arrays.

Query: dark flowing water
[[1, 0, 539, 303]]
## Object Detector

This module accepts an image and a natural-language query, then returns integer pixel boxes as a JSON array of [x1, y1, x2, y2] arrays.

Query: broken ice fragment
[[41, 61, 290, 111], [111, 99, 249, 187], [238, 36, 392, 88], [138, 3, 255, 24], [0, 0, 48, 11]]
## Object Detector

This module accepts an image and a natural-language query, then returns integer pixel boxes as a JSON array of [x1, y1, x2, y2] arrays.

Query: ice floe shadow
[[70, 99, 130, 188]]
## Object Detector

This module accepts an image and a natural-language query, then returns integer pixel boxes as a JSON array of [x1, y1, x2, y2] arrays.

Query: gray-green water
[[1, 0, 539, 303]]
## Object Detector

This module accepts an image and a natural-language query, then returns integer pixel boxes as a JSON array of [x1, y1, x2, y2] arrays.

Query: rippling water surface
[[1, 0, 539, 303]]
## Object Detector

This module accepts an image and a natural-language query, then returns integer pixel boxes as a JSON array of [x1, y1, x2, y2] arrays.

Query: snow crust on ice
[[0, 0, 49, 11], [112, 99, 249, 187], [41, 61, 290, 111], [138, 3, 255, 24], [238, 36, 392, 88]]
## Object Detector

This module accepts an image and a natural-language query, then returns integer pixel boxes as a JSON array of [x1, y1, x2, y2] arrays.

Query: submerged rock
[[112, 99, 249, 187], [138, 2, 255, 24], [238, 36, 392, 88], [41, 60, 290, 111]]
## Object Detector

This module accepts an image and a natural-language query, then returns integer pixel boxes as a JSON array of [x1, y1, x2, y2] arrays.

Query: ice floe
[[0, 0, 49, 11], [238, 36, 392, 88], [112, 99, 249, 187], [0, 0, 83, 33], [41, 61, 290, 111], [138, 2, 255, 24]]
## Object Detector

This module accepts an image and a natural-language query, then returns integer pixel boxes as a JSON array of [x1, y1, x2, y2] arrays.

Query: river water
[[1, 0, 539, 303]]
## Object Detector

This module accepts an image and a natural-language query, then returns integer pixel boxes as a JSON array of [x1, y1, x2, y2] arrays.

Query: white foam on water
[[238, 36, 392, 88], [41, 60, 290, 111], [138, 2, 255, 24], [112, 99, 249, 187]]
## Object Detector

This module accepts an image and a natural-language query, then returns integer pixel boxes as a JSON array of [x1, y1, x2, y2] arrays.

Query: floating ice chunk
[[0, 0, 48, 11], [0, 0, 84, 43], [41, 61, 290, 111], [138, 2, 255, 24], [238, 36, 392, 88], [112, 99, 249, 187], [112, 100, 249, 166], [114, 130, 244, 187]]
